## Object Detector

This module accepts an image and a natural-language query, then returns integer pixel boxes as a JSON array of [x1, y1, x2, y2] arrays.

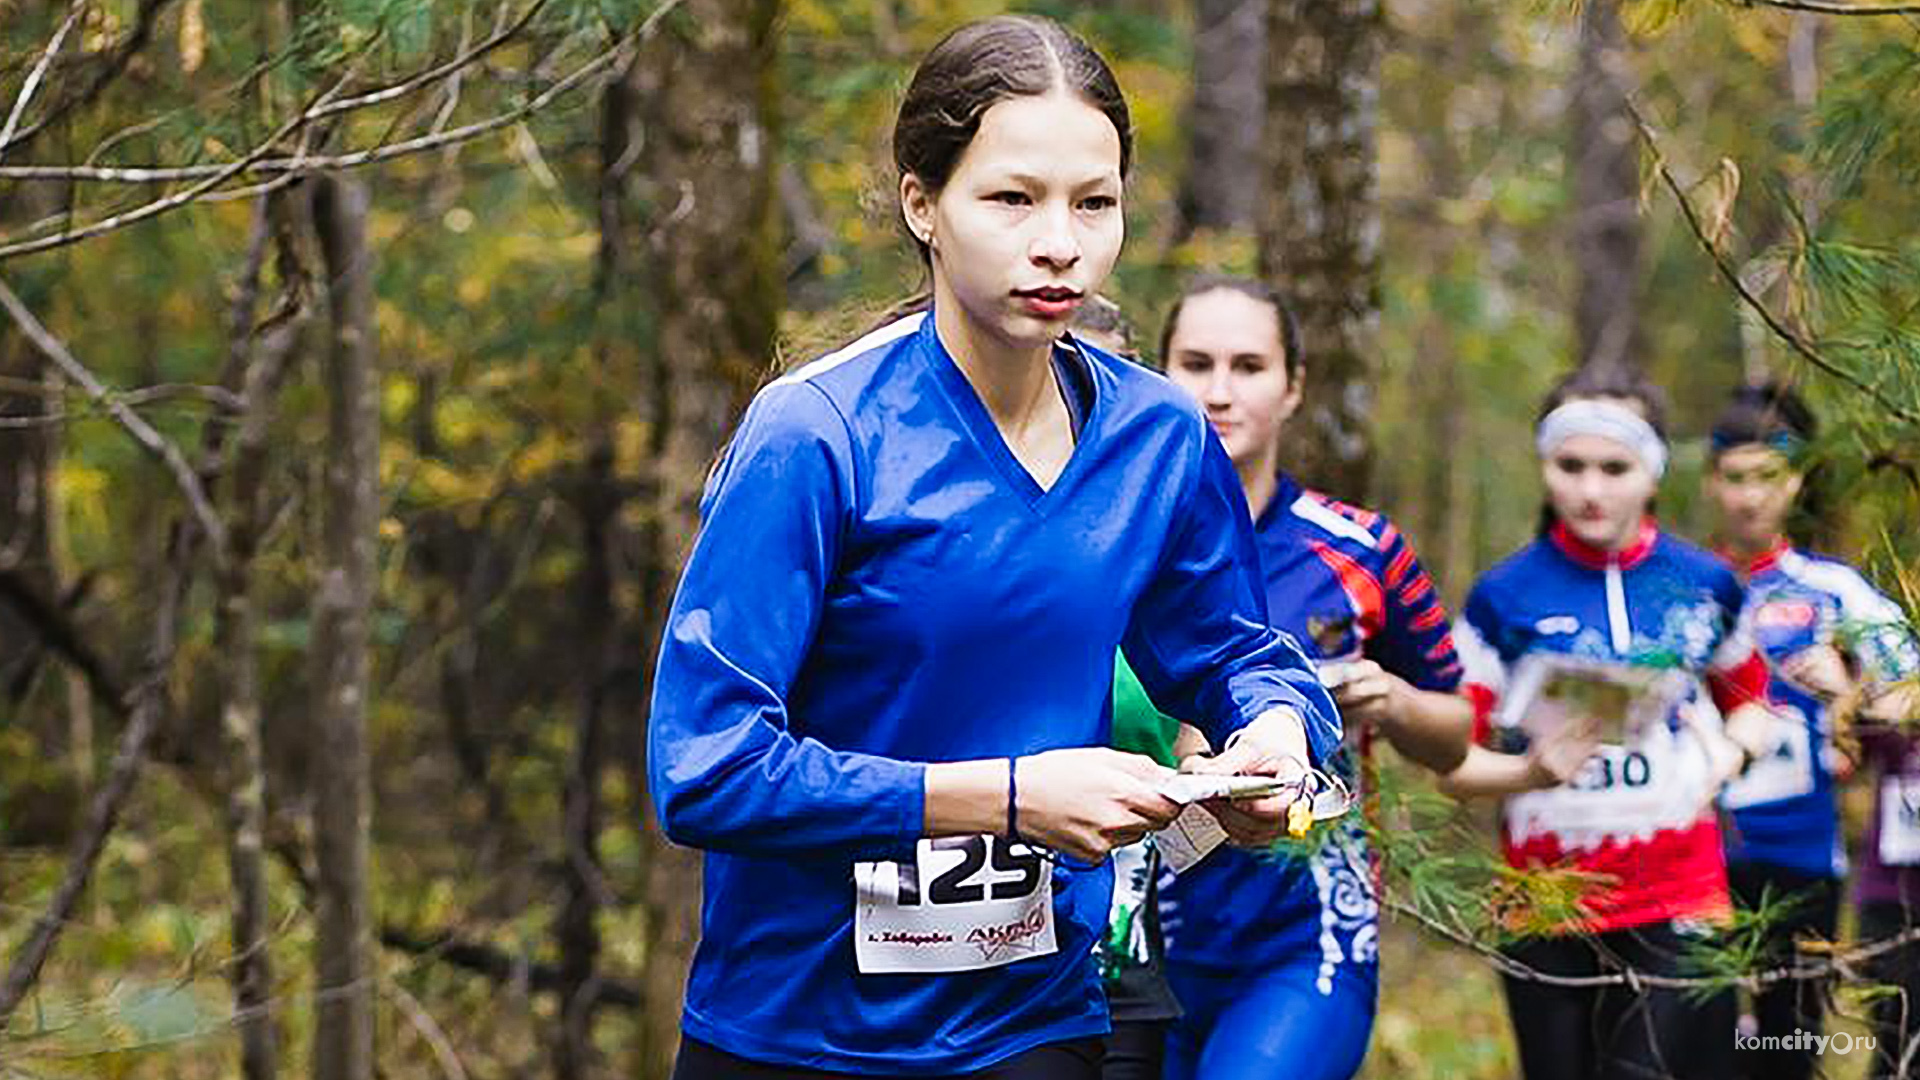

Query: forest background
[[0, 0, 1917, 1077]]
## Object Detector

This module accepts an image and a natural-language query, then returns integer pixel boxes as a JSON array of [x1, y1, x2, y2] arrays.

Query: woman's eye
[[1079, 195, 1117, 212], [1600, 462, 1631, 477], [1232, 358, 1268, 376], [1554, 458, 1584, 474], [989, 191, 1031, 207]]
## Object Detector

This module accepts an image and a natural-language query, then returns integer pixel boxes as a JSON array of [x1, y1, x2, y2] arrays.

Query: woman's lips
[[1013, 287, 1082, 320]]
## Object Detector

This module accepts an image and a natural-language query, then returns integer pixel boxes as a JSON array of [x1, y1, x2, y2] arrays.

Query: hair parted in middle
[[891, 15, 1133, 262], [1156, 274, 1305, 378]]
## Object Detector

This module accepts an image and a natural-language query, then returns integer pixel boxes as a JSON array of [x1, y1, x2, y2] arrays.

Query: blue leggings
[[1163, 960, 1378, 1080]]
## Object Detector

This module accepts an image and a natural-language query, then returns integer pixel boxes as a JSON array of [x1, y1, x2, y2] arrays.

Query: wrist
[[924, 759, 1013, 837]]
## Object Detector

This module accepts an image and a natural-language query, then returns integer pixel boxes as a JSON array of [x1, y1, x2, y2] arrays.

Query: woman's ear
[[1278, 367, 1305, 424], [900, 173, 936, 251]]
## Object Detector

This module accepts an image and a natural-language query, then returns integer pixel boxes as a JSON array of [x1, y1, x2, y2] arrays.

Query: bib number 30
[[854, 836, 1056, 974]]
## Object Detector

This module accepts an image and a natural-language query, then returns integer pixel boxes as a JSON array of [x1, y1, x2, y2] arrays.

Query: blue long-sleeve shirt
[[648, 310, 1338, 1073]]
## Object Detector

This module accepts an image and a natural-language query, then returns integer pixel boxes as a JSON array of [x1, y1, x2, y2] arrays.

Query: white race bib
[[1722, 713, 1816, 810], [1507, 728, 1708, 848], [1879, 777, 1920, 867], [853, 836, 1057, 974]]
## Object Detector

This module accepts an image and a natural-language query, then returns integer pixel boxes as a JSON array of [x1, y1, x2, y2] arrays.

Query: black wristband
[[1006, 756, 1020, 843]]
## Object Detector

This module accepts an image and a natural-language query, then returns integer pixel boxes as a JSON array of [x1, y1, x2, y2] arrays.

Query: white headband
[[1535, 399, 1667, 479]]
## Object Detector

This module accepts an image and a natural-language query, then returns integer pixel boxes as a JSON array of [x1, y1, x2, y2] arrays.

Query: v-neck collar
[[920, 313, 1100, 511]]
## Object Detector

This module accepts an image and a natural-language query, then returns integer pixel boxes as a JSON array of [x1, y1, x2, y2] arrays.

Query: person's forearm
[[1173, 722, 1210, 762], [923, 759, 1008, 838], [1230, 705, 1312, 767], [1438, 744, 1543, 798], [1379, 686, 1473, 774], [1862, 681, 1920, 724]]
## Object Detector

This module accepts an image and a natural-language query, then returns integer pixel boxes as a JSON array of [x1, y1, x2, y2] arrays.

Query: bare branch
[[0, 279, 231, 567], [386, 982, 470, 1080], [0, 0, 87, 168], [1623, 97, 1920, 429], [0, 528, 191, 1027], [0, 0, 182, 159], [1736, 0, 1920, 14], [307, 0, 553, 124], [1387, 893, 1920, 991], [0, 568, 123, 706], [0, 69, 353, 263], [0, 0, 689, 195]]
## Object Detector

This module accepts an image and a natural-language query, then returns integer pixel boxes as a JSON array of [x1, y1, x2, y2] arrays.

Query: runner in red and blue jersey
[[1704, 382, 1920, 1080], [1151, 277, 1475, 1080], [1442, 367, 1775, 1080]]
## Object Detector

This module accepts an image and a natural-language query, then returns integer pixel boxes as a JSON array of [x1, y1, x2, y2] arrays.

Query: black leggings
[[1727, 861, 1840, 1080], [672, 1037, 1105, 1079], [1100, 1020, 1166, 1080], [1861, 901, 1920, 1080], [1501, 922, 1737, 1080]]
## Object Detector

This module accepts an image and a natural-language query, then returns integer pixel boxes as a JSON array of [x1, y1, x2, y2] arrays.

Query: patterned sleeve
[[1832, 566, 1920, 687], [1369, 520, 1465, 693], [1705, 565, 1770, 714]]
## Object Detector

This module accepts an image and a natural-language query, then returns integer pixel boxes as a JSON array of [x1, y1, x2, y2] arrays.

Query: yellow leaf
[[1700, 157, 1742, 256], [179, 0, 205, 74]]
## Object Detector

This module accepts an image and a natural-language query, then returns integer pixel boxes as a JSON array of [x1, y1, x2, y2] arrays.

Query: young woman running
[[1703, 383, 1920, 1080], [1149, 276, 1476, 1080], [646, 18, 1340, 1079], [1442, 367, 1776, 1080]]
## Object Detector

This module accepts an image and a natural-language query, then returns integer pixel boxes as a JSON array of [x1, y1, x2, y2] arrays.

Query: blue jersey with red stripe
[[1722, 541, 1920, 879], [1161, 475, 1462, 985]]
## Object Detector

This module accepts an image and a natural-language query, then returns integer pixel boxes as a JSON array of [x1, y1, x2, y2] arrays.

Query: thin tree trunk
[[1259, 0, 1383, 501], [550, 70, 636, 1080], [630, 3, 783, 1074], [310, 172, 378, 1080], [1178, 0, 1266, 235], [1569, 0, 1644, 375], [217, 195, 295, 1080]]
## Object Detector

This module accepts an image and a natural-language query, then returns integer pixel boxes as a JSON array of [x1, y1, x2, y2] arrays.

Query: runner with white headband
[[1534, 398, 1669, 480], [1442, 367, 1776, 1080]]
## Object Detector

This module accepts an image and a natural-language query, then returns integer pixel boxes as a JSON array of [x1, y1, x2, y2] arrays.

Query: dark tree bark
[[215, 197, 284, 1080], [548, 67, 638, 1080], [1178, 0, 1267, 235], [1569, 0, 1644, 375], [1258, 0, 1383, 501], [309, 173, 378, 1080], [627, 2, 783, 1074]]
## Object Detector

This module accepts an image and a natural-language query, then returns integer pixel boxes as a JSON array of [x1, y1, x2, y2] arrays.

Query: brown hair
[[892, 16, 1133, 263], [1156, 275, 1304, 378]]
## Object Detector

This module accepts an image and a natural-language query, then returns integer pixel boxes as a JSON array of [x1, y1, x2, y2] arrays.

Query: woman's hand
[[1013, 749, 1181, 864], [1780, 644, 1852, 702], [1179, 707, 1313, 846], [1330, 660, 1402, 727], [1521, 722, 1601, 791]]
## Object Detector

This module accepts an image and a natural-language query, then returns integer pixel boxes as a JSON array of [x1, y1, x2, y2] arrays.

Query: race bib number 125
[[853, 836, 1057, 974]]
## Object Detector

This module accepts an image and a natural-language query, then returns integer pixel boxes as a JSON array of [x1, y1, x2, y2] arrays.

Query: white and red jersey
[[1459, 520, 1768, 932]]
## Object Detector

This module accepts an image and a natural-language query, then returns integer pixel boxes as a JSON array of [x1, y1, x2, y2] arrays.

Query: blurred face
[[1164, 289, 1302, 471], [1705, 444, 1801, 552], [1540, 399, 1659, 551], [901, 91, 1124, 357]]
